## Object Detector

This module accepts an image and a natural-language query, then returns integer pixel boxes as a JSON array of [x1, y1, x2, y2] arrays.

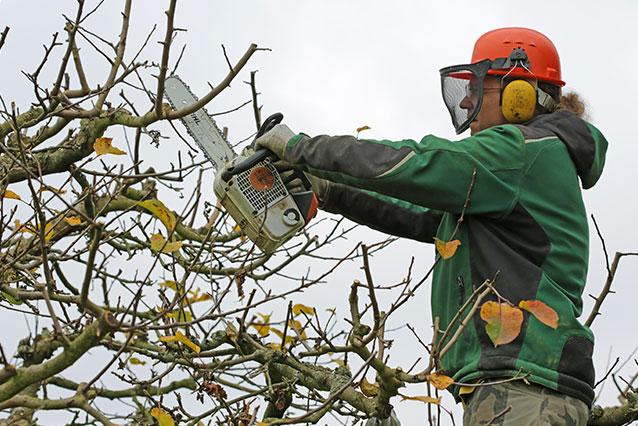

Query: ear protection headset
[[440, 27, 564, 134], [498, 48, 555, 124]]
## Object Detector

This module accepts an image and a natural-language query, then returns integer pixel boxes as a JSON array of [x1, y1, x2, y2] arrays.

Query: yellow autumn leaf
[[64, 216, 82, 226], [137, 199, 176, 231], [158, 331, 200, 353], [2, 190, 20, 200], [150, 233, 182, 253], [434, 237, 461, 259], [150, 408, 175, 426], [37, 186, 66, 195], [129, 357, 146, 365], [187, 288, 212, 303], [251, 313, 271, 337], [233, 224, 247, 241], [93, 137, 126, 156], [159, 280, 181, 292], [360, 377, 380, 397], [292, 304, 315, 316], [426, 373, 454, 390], [166, 310, 192, 322], [14, 220, 54, 241], [400, 394, 442, 405], [226, 325, 238, 342], [251, 322, 270, 337], [289, 319, 307, 339]]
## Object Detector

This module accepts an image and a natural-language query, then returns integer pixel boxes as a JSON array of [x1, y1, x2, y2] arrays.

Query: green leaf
[[1, 291, 22, 305]]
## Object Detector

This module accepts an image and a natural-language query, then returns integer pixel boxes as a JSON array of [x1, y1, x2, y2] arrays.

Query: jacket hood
[[518, 110, 608, 189]]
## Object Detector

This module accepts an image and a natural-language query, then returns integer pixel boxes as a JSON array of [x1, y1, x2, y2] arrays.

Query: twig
[[486, 405, 511, 426], [361, 244, 381, 330], [591, 214, 611, 274], [585, 252, 638, 327], [154, 0, 178, 117], [0, 27, 9, 52], [95, 0, 131, 110], [80, 225, 102, 309], [595, 357, 620, 388], [280, 301, 293, 351], [166, 43, 265, 120], [438, 284, 492, 360], [247, 70, 262, 130], [51, 0, 85, 98]]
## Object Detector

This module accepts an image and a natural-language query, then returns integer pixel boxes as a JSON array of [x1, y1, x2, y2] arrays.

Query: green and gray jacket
[[280, 110, 607, 407]]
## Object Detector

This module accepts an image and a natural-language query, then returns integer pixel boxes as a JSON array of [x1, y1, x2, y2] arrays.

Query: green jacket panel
[[282, 110, 608, 406]]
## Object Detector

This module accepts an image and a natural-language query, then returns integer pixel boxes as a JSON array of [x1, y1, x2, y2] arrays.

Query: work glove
[[274, 160, 332, 204], [364, 409, 402, 426], [253, 123, 295, 161]]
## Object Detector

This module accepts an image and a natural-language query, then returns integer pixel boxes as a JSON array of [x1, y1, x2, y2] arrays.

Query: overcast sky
[[1, 1, 638, 424]]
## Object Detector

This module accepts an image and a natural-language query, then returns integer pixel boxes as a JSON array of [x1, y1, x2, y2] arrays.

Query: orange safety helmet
[[471, 27, 565, 86]]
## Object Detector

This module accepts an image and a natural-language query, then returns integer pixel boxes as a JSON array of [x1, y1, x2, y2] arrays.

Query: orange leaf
[[400, 394, 441, 405], [64, 216, 82, 226], [519, 300, 558, 329], [480, 301, 523, 347], [93, 137, 126, 156], [426, 373, 454, 390], [360, 377, 380, 397], [3, 190, 20, 200], [433, 237, 461, 259]]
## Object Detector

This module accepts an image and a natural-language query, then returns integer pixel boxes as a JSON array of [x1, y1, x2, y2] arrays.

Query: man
[[256, 27, 607, 425]]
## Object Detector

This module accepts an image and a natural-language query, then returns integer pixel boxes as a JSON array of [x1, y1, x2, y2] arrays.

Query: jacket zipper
[[457, 276, 470, 342]]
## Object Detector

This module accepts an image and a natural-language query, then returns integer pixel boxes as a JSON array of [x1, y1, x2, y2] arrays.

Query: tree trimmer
[[163, 75, 318, 253]]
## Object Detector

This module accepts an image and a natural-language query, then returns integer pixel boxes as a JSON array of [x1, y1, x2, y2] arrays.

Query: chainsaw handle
[[221, 148, 273, 182], [222, 112, 285, 181], [221, 148, 313, 193]]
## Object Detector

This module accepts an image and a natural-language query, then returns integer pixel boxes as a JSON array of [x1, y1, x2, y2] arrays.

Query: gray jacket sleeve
[[322, 183, 443, 243]]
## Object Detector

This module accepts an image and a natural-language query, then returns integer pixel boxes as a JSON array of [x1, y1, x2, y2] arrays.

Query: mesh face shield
[[439, 59, 493, 135]]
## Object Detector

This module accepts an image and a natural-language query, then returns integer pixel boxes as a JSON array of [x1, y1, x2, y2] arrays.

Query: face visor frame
[[439, 48, 542, 134]]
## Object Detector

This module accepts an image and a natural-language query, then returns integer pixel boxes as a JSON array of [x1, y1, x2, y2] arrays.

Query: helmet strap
[[537, 86, 555, 112]]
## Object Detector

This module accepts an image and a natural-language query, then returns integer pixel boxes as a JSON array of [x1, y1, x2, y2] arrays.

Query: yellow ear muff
[[501, 80, 536, 123]]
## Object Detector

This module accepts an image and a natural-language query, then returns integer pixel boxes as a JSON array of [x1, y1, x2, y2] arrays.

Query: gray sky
[[1, 1, 638, 424]]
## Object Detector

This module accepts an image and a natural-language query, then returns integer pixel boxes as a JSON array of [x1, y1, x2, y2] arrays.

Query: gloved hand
[[274, 160, 332, 204], [253, 123, 295, 160]]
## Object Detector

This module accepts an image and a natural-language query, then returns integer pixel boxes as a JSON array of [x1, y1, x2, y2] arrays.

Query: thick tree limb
[[589, 392, 638, 425], [0, 311, 118, 402]]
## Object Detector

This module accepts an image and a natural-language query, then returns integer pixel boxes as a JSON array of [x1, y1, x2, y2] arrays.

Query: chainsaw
[[163, 75, 318, 253]]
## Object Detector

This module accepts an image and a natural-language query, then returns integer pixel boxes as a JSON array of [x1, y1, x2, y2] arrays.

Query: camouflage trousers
[[462, 380, 589, 426]]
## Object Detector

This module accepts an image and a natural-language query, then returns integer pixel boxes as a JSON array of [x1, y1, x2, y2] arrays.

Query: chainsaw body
[[213, 154, 308, 253]]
